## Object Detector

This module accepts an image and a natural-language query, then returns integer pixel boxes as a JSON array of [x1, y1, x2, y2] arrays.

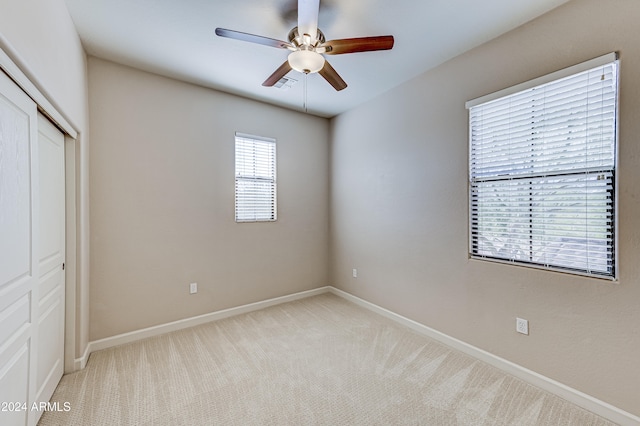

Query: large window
[[235, 132, 277, 222], [466, 53, 618, 278]]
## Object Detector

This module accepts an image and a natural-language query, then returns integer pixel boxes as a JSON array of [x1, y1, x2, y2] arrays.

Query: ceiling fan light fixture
[[288, 50, 325, 74]]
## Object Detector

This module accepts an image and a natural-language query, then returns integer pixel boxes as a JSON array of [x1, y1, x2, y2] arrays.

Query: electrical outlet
[[352, 268, 358, 278], [189, 282, 197, 294], [516, 317, 529, 335]]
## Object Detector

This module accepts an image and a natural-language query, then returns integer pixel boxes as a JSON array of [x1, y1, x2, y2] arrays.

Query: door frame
[[0, 45, 80, 374]]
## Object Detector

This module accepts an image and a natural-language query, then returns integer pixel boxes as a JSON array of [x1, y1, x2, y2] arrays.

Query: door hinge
[[62, 263, 65, 270]]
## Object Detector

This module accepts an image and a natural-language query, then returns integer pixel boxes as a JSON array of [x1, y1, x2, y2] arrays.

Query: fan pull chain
[[303, 72, 308, 113]]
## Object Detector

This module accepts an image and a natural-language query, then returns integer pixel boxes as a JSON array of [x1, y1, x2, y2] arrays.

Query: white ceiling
[[63, 0, 570, 118]]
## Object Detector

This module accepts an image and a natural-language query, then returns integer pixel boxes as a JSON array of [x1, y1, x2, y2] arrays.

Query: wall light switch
[[190, 282, 197, 294], [352, 269, 358, 278]]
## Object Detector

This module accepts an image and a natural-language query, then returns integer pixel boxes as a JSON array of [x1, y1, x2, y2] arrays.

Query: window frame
[[465, 53, 619, 280], [234, 132, 277, 223]]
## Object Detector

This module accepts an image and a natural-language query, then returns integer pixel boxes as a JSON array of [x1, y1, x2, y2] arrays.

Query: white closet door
[[0, 70, 65, 426], [0, 70, 39, 426], [34, 114, 65, 422]]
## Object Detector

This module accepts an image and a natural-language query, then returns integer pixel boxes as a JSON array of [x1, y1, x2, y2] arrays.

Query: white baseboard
[[74, 343, 91, 371], [85, 287, 331, 355], [328, 287, 639, 426], [77, 285, 637, 425]]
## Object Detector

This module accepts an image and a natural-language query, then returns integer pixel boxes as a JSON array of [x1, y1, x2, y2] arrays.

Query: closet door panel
[[0, 68, 39, 426]]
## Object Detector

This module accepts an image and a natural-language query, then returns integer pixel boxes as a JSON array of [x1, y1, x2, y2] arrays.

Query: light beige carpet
[[39, 293, 615, 425]]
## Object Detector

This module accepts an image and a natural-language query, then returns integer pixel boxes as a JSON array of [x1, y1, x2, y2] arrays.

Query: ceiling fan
[[215, 0, 394, 91]]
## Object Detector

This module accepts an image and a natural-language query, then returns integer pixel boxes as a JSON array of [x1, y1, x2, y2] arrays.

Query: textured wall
[[88, 58, 330, 341], [330, 0, 640, 415]]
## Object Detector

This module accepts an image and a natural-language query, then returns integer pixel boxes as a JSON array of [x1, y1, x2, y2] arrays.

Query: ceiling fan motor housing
[[288, 26, 326, 48]]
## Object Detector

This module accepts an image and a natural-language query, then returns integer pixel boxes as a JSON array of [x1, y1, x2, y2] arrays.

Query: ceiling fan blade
[[298, 0, 320, 44], [262, 61, 293, 87], [323, 36, 395, 55], [215, 28, 293, 50], [318, 60, 347, 91]]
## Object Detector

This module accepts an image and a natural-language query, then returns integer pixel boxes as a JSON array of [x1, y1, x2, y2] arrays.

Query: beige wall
[[88, 58, 329, 340], [0, 0, 90, 363], [330, 0, 640, 416]]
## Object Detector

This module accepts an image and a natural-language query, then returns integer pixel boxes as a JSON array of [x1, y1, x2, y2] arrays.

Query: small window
[[235, 132, 277, 222], [466, 53, 618, 278]]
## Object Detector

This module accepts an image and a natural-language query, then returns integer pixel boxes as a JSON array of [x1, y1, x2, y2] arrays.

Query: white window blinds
[[235, 133, 277, 222], [467, 54, 618, 278]]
